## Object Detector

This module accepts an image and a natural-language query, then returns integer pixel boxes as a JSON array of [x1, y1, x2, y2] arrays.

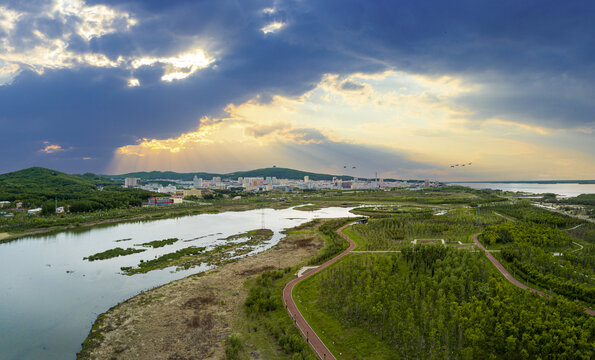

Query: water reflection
[[0, 206, 356, 360]]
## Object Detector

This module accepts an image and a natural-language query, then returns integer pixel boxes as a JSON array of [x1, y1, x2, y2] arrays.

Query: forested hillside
[[0, 167, 156, 211], [110, 167, 386, 182]]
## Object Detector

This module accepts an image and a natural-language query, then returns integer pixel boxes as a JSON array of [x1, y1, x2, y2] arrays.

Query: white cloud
[[261, 22, 285, 34], [0, 0, 135, 85], [127, 78, 140, 87], [52, 0, 136, 40], [131, 49, 215, 82], [0, 0, 214, 86], [0, 6, 21, 35]]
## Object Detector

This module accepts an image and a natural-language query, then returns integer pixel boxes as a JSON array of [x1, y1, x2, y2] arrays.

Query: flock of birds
[[450, 162, 472, 168]]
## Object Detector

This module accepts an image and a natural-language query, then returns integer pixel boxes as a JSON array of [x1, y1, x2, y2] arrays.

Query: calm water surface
[[0, 206, 356, 360], [448, 183, 595, 197]]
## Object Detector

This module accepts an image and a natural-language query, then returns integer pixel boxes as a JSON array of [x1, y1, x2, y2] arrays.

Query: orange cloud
[[40, 141, 67, 154]]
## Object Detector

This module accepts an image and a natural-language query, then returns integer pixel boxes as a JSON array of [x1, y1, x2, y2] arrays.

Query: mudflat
[[78, 220, 326, 360]]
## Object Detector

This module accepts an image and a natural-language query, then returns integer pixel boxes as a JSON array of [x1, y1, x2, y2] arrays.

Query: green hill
[[0, 167, 156, 211], [110, 167, 386, 182]]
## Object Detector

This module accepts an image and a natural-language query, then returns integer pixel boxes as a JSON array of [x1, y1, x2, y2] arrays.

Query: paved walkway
[[282, 222, 356, 360], [284, 224, 594, 360], [351, 250, 401, 253], [472, 233, 594, 316]]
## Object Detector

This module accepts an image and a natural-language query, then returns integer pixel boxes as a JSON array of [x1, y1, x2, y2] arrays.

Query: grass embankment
[[84, 247, 146, 261], [341, 226, 369, 250], [227, 218, 352, 360], [121, 229, 273, 275]]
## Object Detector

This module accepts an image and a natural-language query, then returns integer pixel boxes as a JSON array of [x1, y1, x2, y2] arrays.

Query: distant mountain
[[109, 167, 365, 181], [0, 167, 154, 210]]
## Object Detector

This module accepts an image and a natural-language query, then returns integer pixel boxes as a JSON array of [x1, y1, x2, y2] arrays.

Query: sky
[[0, 0, 594, 180]]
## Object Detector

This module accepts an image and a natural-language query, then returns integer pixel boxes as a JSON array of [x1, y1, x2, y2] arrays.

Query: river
[[0, 206, 356, 360], [447, 183, 595, 197]]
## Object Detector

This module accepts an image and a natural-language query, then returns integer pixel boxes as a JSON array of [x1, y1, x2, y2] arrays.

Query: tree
[[41, 200, 55, 216]]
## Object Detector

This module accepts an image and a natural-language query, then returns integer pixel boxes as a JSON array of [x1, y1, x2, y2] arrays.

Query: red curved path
[[282, 222, 355, 360], [472, 233, 595, 316], [283, 225, 594, 360]]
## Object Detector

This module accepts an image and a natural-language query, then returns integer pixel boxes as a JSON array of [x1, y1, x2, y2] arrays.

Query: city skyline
[[1, 0, 594, 180]]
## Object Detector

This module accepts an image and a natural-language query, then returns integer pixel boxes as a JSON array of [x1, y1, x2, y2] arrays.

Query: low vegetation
[[350, 208, 501, 250], [84, 247, 146, 261], [240, 268, 317, 360], [121, 229, 274, 275], [120, 246, 207, 274], [139, 237, 178, 248], [307, 218, 352, 265]]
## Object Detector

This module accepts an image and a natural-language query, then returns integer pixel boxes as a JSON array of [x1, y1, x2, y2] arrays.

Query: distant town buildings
[[192, 175, 203, 188], [147, 197, 175, 206], [120, 172, 440, 206], [124, 177, 140, 188]]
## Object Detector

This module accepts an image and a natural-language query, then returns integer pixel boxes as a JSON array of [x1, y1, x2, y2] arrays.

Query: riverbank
[[0, 187, 508, 244], [77, 219, 331, 360], [0, 200, 292, 244]]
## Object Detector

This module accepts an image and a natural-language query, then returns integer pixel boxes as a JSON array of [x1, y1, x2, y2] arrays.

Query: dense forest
[[486, 202, 582, 228], [0, 167, 156, 211], [310, 247, 594, 359], [482, 221, 594, 305]]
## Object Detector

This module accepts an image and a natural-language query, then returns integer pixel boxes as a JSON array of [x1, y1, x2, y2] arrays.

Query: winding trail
[[284, 222, 594, 360], [472, 233, 595, 316], [282, 223, 355, 360]]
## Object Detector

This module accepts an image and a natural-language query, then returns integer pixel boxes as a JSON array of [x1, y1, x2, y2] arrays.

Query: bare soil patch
[[78, 220, 327, 360]]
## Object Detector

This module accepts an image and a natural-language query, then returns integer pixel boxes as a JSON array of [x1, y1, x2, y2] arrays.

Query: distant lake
[[0, 206, 356, 360], [448, 183, 595, 197]]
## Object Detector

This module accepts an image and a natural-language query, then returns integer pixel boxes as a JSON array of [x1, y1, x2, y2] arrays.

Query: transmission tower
[[261, 199, 265, 229]]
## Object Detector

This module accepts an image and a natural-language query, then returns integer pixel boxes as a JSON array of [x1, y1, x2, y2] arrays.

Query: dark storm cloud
[[1, 0, 594, 172]]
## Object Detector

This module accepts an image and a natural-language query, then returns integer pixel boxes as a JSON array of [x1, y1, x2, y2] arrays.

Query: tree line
[[315, 248, 593, 359]]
